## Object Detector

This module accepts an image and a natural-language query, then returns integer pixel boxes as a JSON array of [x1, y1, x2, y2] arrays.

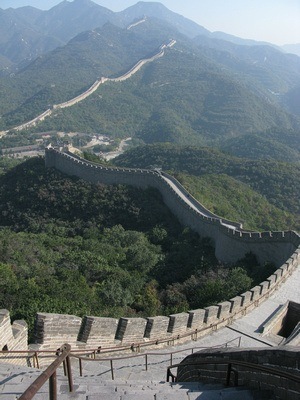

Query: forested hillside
[[0, 157, 275, 337], [0, 15, 299, 153], [115, 144, 300, 231]]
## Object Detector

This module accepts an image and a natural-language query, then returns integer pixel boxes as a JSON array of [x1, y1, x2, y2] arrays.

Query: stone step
[[85, 387, 259, 400], [0, 362, 270, 400]]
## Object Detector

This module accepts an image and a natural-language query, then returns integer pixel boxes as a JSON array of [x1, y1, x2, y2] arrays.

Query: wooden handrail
[[0, 335, 242, 364], [18, 344, 73, 400], [71, 338, 242, 381]]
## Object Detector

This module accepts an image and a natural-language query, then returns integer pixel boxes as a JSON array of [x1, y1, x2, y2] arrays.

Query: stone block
[[187, 309, 206, 330], [204, 306, 219, 325], [267, 274, 277, 288], [167, 313, 189, 335], [33, 313, 82, 345], [280, 264, 288, 276], [144, 316, 170, 339], [115, 318, 147, 343], [217, 302, 232, 319], [250, 286, 262, 301], [229, 296, 242, 313], [285, 259, 294, 270], [78, 316, 119, 346], [241, 291, 252, 307], [259, 281, 270, 296]]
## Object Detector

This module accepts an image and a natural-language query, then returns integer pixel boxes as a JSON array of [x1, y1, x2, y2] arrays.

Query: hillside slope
[[114, 144, 300, 231], [2, 25, 298, 142], [0, 156, 267, 334]]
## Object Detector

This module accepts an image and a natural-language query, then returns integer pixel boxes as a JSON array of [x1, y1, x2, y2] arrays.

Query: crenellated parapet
[[30, 249, 299, 354], [0, 310, 28, 365], [44, 147, 300, 267]]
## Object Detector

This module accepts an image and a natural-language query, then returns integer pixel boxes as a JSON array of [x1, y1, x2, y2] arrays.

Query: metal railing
[[18, 344, 73, 400]]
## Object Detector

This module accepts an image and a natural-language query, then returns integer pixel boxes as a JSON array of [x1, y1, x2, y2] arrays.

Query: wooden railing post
[[79, 358, 83, 377], [66, 355, 74, 393], [19, 344, 72, 400], [49, 371, 57, 400]]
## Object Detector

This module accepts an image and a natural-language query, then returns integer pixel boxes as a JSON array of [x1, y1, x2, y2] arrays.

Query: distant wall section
[[45, 148, 300, 267]]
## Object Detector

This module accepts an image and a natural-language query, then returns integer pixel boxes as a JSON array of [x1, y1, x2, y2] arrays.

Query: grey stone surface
[[145, 316, 170, 339], [187, 310, 206, 330], [167, 313, 189, 334], [204, 306, 219, 325]]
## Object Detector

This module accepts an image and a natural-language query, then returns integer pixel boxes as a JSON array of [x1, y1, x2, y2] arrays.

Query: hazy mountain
[[0, 0, 284, 68], [2, 18, 299, 143], [210, 31, 280, 49], [0, 0, 299, 153], [116, 1, 210, 38], [281, 43, 300, 57], [34, 0, 118, 42], [0, 7, 61, 65], [0, 0, 209, 67], [193, 35, 300, 118]]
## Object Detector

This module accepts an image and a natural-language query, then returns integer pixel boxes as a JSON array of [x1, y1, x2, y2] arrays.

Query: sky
[[1, 0, 300, 45]]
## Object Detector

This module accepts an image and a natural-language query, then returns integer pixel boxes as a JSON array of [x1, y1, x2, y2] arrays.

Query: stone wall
[[31, 250, 299, 352], [177, 347, 300, 400], [29, 147, 300, 354], [44, 147, 300, 267], [0, 310, 28, 365]]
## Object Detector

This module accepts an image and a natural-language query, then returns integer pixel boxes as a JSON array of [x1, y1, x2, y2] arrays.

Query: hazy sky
[[1, 0, 300, 45]]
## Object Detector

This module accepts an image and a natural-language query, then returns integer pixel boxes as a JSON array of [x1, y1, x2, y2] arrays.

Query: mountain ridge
[[1, 0, 299, 68], [0, 17, 299, 147], [0, 0, 299, 165]]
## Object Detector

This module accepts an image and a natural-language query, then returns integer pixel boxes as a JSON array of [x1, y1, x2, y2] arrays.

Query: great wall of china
[[1, 39, 176, 134], [1, 147, 298, 364], [0, 27, 299, 376]]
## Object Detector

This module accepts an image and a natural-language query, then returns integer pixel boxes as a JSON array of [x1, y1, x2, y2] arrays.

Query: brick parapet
[[0, 310, 28, 366], [26, 247, 298, 354]]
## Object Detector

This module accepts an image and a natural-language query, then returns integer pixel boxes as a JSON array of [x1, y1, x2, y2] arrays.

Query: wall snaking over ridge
[[45, 147, 300, 267]]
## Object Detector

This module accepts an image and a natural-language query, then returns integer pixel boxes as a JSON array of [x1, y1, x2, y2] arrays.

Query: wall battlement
[[30, 251, 298, 352], [0, 310, 28, 365], [45, 147, 300, 267]]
